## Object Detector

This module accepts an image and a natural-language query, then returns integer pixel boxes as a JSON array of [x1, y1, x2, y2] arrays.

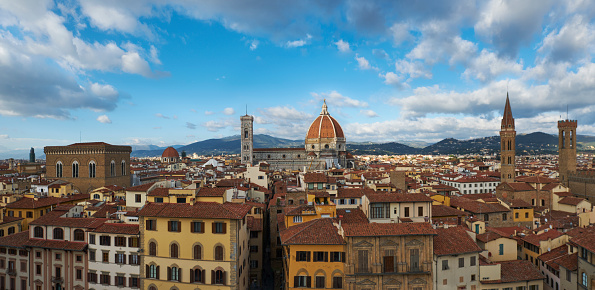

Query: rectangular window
[[90, 250, 96, 261], [26, 211, 33, 218], [129, 237, 139, 247], [566, 269, 571, 282], [296, 251, 310, 262], [115, 253, 126, 264], [129, 254, 139, 265], [102, 252, 109, 263], [99, 236, 111, 246], [135, 194, 141, 203], [76, 269, 82, 280], [89, 234, 96, 244], [168, 221, 181, 232], [250, 246, 258, 252], [250, 260, 258, 268], [499, 244, 504, 255], [404, 207, 410, 217], [115, 237, 126, 247], [146, 220, 156, 231], [332, 276, 343, 289], [330, 252, 345, 262], [116, 276, 125, 286], [250, 231, 259, 238], [350, 198, 356, 204], [293, 216, 303, 223], [20, 261, 26, 272], [191, 222, 204, 233], [459, 257, 465, 268], [358, 250, 369, 273], [313, 251, 328, 262], [88, 273, 98, 283], [470, 256, 476, 266], [101, 274, 110, 285], [213, 222, 226, 234], [315, 276, 325, 288], [36, 264, 41, 275], [176, 197, 186, 203], [130, 277, 139, 288], [295, 275, 310, 288], [442, 260, 449, 270], [418, 206, 424, 216]]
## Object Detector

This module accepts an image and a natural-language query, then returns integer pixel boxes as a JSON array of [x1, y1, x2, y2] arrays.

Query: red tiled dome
[[306, 101, 344, 139], [162, 147, 179, 158]]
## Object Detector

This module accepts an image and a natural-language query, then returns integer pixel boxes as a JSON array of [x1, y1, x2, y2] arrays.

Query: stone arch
[[296, 268, 309, 276], [331, 269, 344, 277]]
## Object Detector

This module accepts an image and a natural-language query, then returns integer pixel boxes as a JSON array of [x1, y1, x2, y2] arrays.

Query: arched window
[[169, 266, 180, 281], [170, 243, 179, 258], [89, 161, 96, 178], [56, 162, 63, 178], [73, 229, 84, 241], [110, 160, 116, 177], [215, 245, 224, 261], [193, 245, 202, 260], [325, 144, 330, 149], [149, 265, 157, 278], [121, 160, 126, 176], [53, 228, 64, 240], [149, 242, 157, 256], [215, 269, 225, 284], [34, 226, 44, 238], [191, 268, 205, 283], [72, 161, 79, 178], [93, 194, 100, 200], [149, 287, 157, 290], [7, 227, 14, 235]]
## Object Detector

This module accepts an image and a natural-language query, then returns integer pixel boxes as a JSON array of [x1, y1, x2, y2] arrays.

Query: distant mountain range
[[130, 132, 595, 157], [2, 132, 593, 160]]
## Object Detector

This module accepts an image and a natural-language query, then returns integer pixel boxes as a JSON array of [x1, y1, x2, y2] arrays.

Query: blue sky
[[1, 0, 595, 154]]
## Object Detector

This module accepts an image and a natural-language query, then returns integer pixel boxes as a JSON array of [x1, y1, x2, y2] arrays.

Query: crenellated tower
[[500, 93, 516, 183], [558, 119, 577, 186]]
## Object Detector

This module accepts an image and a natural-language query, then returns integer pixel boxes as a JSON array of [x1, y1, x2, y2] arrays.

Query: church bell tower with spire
[[500, 93, 516, 183]]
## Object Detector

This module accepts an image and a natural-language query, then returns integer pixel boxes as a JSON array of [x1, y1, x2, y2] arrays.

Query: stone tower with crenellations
[[240, 113, 254, 166], [500, 93, 516, 183], [558, 119, 577, 186]]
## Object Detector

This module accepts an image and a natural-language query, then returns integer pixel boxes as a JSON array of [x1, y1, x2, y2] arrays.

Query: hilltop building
[[241, 101, 353, 171]]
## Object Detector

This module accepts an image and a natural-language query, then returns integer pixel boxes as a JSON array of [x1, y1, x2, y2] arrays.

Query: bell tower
[[500, 93, 516, 183], [558, 119, 577, 186], [240, 113, 254, 166]]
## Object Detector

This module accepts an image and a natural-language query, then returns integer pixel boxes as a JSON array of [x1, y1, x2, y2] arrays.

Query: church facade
[[241, 101, 353, 171]]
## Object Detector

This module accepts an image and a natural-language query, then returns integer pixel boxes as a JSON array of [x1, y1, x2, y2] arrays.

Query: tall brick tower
[[240, 113, 254, 166], [558, 119, 577, 186], [500, 93, 516, 183]]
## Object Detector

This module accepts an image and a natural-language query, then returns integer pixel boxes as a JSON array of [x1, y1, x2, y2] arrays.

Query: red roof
[[367, 192, 433, 203], [336, 188, 374, 198], [162, 147, 179, 158], [6, 194, 89, 209], [137, 202, 251, 220], [434, 226, 482, 256], [306, 103, 344, 139], [343, 222, 436, 237], [280, 218, 345, 245], [482, 260, 544, 284], [431, 205, 468, 217], [126, 182, 156, 192], [558, 196, 585, 206], [90, 223, 140, 235], [303, 173, 328, 183]]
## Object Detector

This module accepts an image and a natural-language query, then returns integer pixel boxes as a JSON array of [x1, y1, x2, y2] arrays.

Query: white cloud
[[96, 115, 112, 124], [223, 107, 235, 115], [380, 72, 406, 88], [155, 113, 169, 119], [360, 110, 379, 118], [389, 22, 413, 45], [250, 39, 259, 50], [203, 118, 236, 132], [335, 39, 351, 53], [538, 15, 595, 63], [355, 54, 377, 70], [204, 111, 215, 115], [285, 34, 312, 48], [311, 91, 368, 108]]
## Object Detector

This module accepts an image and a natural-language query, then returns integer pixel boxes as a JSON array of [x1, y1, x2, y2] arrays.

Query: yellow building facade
[[138, 202, 252, 290]]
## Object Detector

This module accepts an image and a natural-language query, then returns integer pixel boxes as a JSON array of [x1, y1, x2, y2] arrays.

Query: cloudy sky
[[1, 0, 595, 152]]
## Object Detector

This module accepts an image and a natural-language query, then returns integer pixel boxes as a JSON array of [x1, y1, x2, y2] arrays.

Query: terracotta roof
[[537, 245, 568, 267], [303, 173, 328, 183], [6, 194, 89, 209], [450, 197, 509, 214], [570, 228, 595, 253], [162, 147, 179, 158], [476, 231, 504, 243], [367, 192, 433, 203], [482, 260, 544, 284], [90, 223, 139, 235], [247, 217, 263, 232], [147, 187, 169, 197], [558, 196, 585, 206], [522, 229, 564, 247], [542, 183, 561, 191], [343, 222, 436, 237], [552, 252, 578, 271], [137, 202, 251, 219], [516, 175, 557, 184], [504, 182, 535, 191], [508, 199, 533, 208], [336, 187, 374, 198], [306, 103, 344, 139], [126, 182, 156, 192], [434, 226, 482, 256], [215, 179, 244, 187], [196, 187, 228, 197], [0, 231, 29, 248], [431, 205, 468, 217], [280, 218, 345, 245], [25, 238, 87, 251], [336, 208, 369, 224]]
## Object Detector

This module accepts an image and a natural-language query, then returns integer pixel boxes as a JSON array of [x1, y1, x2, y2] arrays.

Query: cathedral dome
[[162, 147, 180, 158], [306, 101, 344, 139]]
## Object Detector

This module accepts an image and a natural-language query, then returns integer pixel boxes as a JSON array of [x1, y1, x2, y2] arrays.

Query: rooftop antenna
[[80, 131, 81, 143], [566, 104, 568, 120], [246, 104, 248, 116]]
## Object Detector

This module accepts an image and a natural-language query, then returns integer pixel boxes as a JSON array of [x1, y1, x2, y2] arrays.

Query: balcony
[[6, 268, 16, 276], [52, 276, 64, 283]]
